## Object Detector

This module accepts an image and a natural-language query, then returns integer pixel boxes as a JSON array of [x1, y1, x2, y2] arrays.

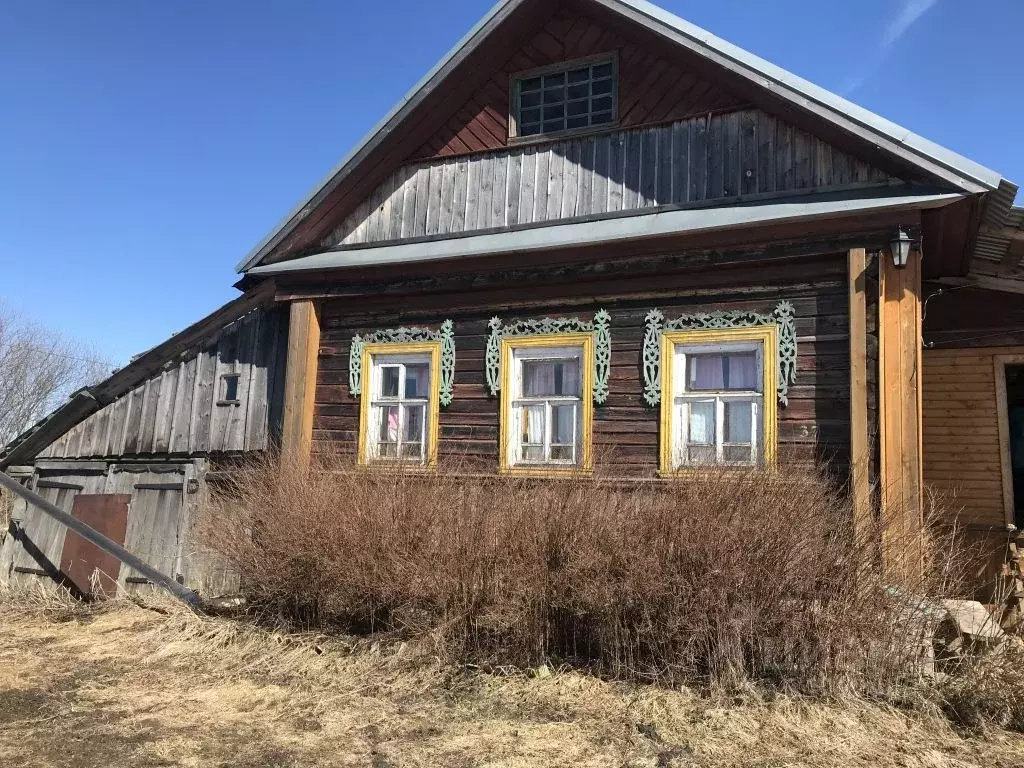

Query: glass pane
[[592, 62, 613, 78], [543, 104, 565, 120], [378, 406, 399, 444], [520, 107, 541, 124], [567, 83, 589, 100], [724, 445, 752, 463], [543, 72, 565, 88], [567, 100, 589, 117], [591, 78, 613, 96], [725, 353, 758, 390], [688, 356, 725, 390], [551, 445, 574, 461], [566, 116, 589, 130], [520, 404, 544, 446], [543, 120, 564, 133], [401, 442, 423, 460], [404, 404, 425, 444], [724, 401, 753, 443], [567, 67, 590, 83], [591, 111, 613, 125], [520, 91, 541, 109], [688, 445, 716, 464], [522, 445, 545, 462], [551, 404, 576, 445], [592, 95, 613, 112], [522, 360, 580, 396], [520, 76, 542, 92], [543, 87, 564, 105], [378, 442, 398, 459], [520, 122, 541, 137], [688, 401, 715, 445], [380, 366, 400, 398], [405, 364, 429, 399]]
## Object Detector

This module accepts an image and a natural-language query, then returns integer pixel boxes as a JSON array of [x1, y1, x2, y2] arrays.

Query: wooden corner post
[[847, 248, 872, 550], [281, 300, 321, 467], [878, 246, 924, 581]]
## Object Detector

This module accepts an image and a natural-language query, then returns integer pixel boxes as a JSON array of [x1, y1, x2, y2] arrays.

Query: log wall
[[311, 249, 853, 477]]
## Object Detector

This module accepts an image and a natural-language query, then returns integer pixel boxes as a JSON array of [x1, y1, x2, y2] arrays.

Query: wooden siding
[[38, 307, 288, 460], [922, 347, 1010, 528], [324, 110, 897, 250], [413, 5, 745, 159], [310, 250, 853, 477]]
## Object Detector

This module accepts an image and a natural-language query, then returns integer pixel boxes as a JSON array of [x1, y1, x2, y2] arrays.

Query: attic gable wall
[[323, 108, 900, 250], [413, 4, 745, 159]]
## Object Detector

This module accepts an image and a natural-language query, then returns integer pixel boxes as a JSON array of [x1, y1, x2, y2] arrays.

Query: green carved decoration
[[642, 301, 797, 406], [486, 310, 611, 405], [350, 319, 455, 406]]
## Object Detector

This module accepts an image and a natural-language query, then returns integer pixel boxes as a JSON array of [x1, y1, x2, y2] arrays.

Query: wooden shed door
[[59, 494, 130, 598]]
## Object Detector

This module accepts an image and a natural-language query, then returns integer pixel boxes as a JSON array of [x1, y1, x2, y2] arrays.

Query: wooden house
[[3, 0, 1022, 597]]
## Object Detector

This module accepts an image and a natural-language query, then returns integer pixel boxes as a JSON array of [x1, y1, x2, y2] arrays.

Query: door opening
[[1005, 364, 1024, 530]]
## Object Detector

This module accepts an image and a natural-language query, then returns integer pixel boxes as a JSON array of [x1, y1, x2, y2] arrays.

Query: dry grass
[[204, 456, 968, 697], [1, 586, 1023, 768]]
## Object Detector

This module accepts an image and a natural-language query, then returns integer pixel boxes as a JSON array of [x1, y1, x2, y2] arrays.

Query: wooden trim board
[[281, 300, 321, 466], [848, 248, 871, 545]]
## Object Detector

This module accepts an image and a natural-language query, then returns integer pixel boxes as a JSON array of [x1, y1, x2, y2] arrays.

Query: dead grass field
[[1, 595, 1024, 768]]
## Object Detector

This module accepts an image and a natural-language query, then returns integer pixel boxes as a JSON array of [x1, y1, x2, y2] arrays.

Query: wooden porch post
[[878, 246, 925, 580], [847, 248, 873, 550], [281, 300, 321, 467]]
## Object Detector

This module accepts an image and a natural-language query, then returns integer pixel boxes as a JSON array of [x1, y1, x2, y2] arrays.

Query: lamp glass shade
[[890, 229, 912, 269]]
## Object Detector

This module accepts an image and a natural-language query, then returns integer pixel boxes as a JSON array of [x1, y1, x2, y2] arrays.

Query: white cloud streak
[[842, 0, 939, 95]]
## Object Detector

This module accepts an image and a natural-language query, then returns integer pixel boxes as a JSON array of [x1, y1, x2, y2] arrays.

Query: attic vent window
[[512, 56, 617, 139], [218, 373, 240, 406]]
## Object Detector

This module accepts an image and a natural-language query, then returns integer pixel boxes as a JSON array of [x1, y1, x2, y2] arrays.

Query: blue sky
[[2, 0, 1021, 366]]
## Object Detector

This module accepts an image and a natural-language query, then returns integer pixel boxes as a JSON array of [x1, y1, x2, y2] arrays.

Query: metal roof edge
[[249, 189, 963, 276], [234, 0, 526, 274]]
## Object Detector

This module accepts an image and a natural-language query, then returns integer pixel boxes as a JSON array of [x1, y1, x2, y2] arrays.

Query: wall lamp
[[889, 227, 913, 270]]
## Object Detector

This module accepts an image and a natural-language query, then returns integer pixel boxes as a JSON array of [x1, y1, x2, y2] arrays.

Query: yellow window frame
[[659, 325, 778, 475], [357, 341, 442, 469], [499, 332, 594, 476]]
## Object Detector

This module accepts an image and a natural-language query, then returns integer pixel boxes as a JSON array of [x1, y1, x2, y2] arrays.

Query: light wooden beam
[[280, 300, 321, 466], [878, 247, 924, 581], [848, 248, 872, 548]]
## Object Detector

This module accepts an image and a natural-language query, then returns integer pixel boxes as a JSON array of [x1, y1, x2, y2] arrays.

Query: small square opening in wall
[[218, 373, 240, 405]]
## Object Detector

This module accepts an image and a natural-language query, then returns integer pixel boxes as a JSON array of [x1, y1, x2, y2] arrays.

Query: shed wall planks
[[323, 110, 900, 250], [36, 307, 288, 461]]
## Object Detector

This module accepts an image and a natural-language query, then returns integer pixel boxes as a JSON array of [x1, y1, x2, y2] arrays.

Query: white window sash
[[368, 354, 431, 464], [509, 345, 583, 467]]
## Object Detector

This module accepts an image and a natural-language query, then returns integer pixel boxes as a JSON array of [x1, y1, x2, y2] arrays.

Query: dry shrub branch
[[204, 455, 968, 696]]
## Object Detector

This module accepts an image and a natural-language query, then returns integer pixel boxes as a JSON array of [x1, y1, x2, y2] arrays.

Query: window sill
[[501, 465, 594, 479], [507, 121, 621, 149]]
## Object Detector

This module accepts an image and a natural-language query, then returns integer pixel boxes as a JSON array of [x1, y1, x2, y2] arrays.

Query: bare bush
[[204, 455, 970, 696], [0, 300, 111, 447]]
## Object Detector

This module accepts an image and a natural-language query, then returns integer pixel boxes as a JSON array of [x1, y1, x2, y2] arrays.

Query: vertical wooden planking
[[450, 157, 469, 231], [545, 146, 564, 222], [424, 162, 443, 236], [122, 385, 146, 455], [170, 355, 198, 454], [475, 154, 495, 230], [671, 119, 689, 204], [757, 112, 776, 194], [607, 133, 625, 212], [690, 115, 708, 202], [491, 153, 508, 228], [622, 130, 641, 209], [656, 123, 673, 204], [848, 248, 871, 547], [517, 147, 537, 225], [639, 127, 659, 206], [505, 151, 522, 227], [706, 113, 725, 199], [739, 110, 757, 196], [245, 309, 276, 451], [576, 136, 594, 215], [210, 321, 244, 452], [560, 140, 580, 219], [400, 166, 419, 238], [776, 120, 793, 190], [533, 149, 551, 222], [152, 365, 180, 453], [387, 169, 406, 239], [137, 376, 162, 454], [281, 300, 321, 466], [104, 396, 129, 456], [437, 159, 456, 235], [188, 347, 217, 454], [413, 164, 431, 237], [592, 134, 610, 214], [368, 175, 390, 243], [792, 129, 813, 189]]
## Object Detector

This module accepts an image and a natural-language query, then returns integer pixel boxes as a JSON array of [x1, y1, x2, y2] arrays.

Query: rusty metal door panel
[[59, 494, 130, 598]]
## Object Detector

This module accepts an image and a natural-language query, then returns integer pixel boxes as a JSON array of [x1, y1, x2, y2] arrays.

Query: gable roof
[[236, 0, 1015, 275]]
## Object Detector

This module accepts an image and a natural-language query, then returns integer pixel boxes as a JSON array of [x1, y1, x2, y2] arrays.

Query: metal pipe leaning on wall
[[0, 471, 204, 610]]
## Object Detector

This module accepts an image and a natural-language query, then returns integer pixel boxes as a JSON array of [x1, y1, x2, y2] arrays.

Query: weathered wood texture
[[848, 248, 871, 540], [413, 5, 745, 159], [323, 109, 897, 250], [922, 347, 1012, 528], [38, 307, 288, 460], [281, 301, 321, 465], [878, 249, 924, 578], [311, 249, 853, 477]]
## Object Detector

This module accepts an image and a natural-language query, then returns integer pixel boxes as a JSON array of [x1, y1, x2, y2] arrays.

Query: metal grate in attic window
[[513, 57, 617, 139]]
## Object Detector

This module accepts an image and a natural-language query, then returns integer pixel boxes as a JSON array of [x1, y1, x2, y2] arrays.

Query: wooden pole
[[281, 300, 321, 466], [847, 248, 872, 549]]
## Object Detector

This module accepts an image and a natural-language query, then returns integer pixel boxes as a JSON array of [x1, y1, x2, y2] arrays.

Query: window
[[659, 327, 778, 473], [512, 57, 616, 139], [500, 334, 594, 474], [358, 342, 441, 467], [218, 373, 240, 405]]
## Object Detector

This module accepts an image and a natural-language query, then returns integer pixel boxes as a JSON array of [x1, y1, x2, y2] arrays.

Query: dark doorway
[[1005, 365, 1024, 530]]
